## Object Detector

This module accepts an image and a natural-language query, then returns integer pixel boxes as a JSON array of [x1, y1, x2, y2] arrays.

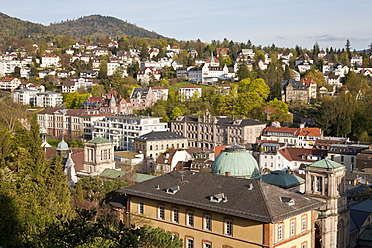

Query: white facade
[[137, 67, 161, 84], [151, 87, 169, 101], [351, 55, 363, 67], [35, 92, 63, 107], [0, 60, 22, 76], [0, 77, 22, 91], [12, 89, 38, 105], [92, 115, 168, 151], [41, 54, 60, 68], [179, 85, 202, 101]]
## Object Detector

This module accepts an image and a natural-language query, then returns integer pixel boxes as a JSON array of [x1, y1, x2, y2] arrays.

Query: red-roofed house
[[301, 78, 317, 99], [259, 147, 325, 172], [0, 77, 22, 91], [151, 86, 169, 101], [179, 85, 202, 101], [137, 67, 161, 85]]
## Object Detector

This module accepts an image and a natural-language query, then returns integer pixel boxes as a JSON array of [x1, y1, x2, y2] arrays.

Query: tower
[[57, 137, 69, 161], [304, 159, 349, 248]]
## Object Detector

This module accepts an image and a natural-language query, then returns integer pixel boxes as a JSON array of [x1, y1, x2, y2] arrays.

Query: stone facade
[[171, 110, 266, 148]]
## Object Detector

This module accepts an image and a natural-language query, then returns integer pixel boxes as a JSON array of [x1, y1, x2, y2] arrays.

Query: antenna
[[179, 170, 188, 184]]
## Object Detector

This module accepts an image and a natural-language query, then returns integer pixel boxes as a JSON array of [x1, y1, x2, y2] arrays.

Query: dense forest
[[0, 12, 163, 45]]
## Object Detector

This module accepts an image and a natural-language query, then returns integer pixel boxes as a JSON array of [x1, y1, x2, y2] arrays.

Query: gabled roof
[[120, 170, 322, 223]]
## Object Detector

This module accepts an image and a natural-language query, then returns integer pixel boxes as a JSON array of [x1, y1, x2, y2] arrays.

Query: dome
[[211, 145, 260, 179], [57, 138, 69, 151], [39, 127, 47, 134]]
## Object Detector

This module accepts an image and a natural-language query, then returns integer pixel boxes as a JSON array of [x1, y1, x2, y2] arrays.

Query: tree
[[98, 60, 108, 79], [111, 67, 125, 89], [265, 98, 292, 123], [91, 84, 105, 97], [64, 92, 90, 109], [170, 107, 182, 120], [304, 69, 326, 86], [236, 62, 250, 80]]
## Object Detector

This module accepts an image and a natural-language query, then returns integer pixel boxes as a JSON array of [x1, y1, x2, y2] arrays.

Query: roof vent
[[280, 196, 295, 206], [247, 183, 253, 190], [155, 185, 160, 190], [209, 193, 228, 203], [165, 186, 180, 195]]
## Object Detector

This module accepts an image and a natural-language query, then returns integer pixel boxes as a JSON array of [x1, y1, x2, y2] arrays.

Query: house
[[94, 48, 108, 57], [19, 82, 45, 92], [216, 83, 231, 95], [179, 85, 202, 101], [301, 78, 317, 99], [80, 70, 98, 78], [318, 50, 327, 58], [129, 87, 156, 111], [351, 54, 363, 67], [41, 54, 60, 68], [148, 48, 159, 60], [136, 67, 161, 85], [56, 70, 74, 78], [134, 131, 188, 159], [281, 79, 309, 103], [216, 47, 229, 57], [297, 62, 312, 73], [0, 77, 22, 91], [38, 70, 56, 79], [12, 88, 38, 105], [295, 54, 313, 66], [176, 67, 189, 80], [117, 170, 322, 248], [258, 60, 268, 70], [35, 91, 63, 108], [326, 74, 342, 88], [151, 86, 168, 101], [0, 60, 22, 76]]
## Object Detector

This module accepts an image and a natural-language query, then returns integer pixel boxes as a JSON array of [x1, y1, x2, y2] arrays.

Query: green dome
[[39, 127, 47, 134], [57, 138, 69, 151], [211, 145, 260, 179]]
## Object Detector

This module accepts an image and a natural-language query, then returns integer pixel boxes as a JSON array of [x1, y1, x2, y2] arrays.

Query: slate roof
[[177, 115, 265, 127], [281, 79, 307, 91], [130, 88, 150, 99], [134, 131, 186, 142], [100, 169, 156, 183], [119, 170, 322, 223], [350, 199, 372, 235]]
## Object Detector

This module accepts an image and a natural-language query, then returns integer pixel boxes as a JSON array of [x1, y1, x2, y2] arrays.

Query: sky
[[2, 0, 372, 50]]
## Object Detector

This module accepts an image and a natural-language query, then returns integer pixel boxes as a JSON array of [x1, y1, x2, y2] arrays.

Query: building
[[171, 110, 266, 148], [351, 54, 363, 67], [136, 67, 161, 85], [327, 144, 371, 173], [0, 77, 22, 91], [151, 86, 168, 101], [35, 91, 63, 108], [304, 159, 350, 248], [281, 79, 309, 103], [129, 88, 156, 111], [261, 170, 305, 193], [118, 170, 322, 248], [80, 137, 116, 176], [178, 85, 202, 101], [301, 78, 317, 100], [12, 88, 38, 105], [92, 115, 168, 151], [134, 131, 188, 159], [41, 54, 60, 68]]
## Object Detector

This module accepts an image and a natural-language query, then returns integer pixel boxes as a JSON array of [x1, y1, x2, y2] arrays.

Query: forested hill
[[0, 13, 164, 44], [0, 12, 47, 44], [47, 15, 163, 40]]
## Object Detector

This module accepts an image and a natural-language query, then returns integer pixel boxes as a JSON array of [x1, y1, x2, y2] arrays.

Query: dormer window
[[209, 193, 228, 203], [280, 197, 295, 206], [165, 186, 180, 195]]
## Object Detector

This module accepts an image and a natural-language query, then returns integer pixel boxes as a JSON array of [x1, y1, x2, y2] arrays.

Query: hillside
[[0, 13, 164, 44], [0, 12, 47, 43], [47, 15, 163, 40]]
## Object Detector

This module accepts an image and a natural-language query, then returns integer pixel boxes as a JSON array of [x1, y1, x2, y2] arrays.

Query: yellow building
[[119, 171, 322, 248]]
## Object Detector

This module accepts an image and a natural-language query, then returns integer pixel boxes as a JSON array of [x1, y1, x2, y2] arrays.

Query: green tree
[[236, 62, 250, 80], [64, 92, 90, 109], [91, 84, 105, 97], [170, 107, 182, 120], [111, 67, 125, 89], [98, 60, 108, 79]]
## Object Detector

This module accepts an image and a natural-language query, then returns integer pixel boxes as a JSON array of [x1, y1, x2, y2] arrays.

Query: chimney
[[225, 172, 230, 176]]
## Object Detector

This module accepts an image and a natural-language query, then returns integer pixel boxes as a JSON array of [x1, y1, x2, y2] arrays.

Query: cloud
[[275, 36, 286, 40], [306, 34, 349, 42]]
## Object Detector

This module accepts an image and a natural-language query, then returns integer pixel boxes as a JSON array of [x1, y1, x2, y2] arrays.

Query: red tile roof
[[151, 86, 167, 90], [299, 128, 322, 137]]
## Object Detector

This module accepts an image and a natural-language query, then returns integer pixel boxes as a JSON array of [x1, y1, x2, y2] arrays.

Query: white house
[[94, 48, 108, 57], [179, 85, 202, 101], [137, 67, 161, 84], [35, 91, 63, 107], [351, 54, 363, 67], [0, 77, 22, 91], [0, 60, 22, 76], [151, 86, 169, 101], [41, 54, 60, 68], [258, 60, 268, 70], [12, 88, 38, 105], [19, 82, 45, 92]]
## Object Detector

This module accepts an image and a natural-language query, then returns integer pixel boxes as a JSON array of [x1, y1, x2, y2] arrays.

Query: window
[[341, 155, 344, 162], [158, 205, 165, 220], [302, 215, 307, 232], [203, 241, 212, 248], [225, 219, 233, 236], [186, 237, 194, 248], [138, 202, 144, 214], [187, 211, 194, 227], [278, 224, 283, 241], [290, 219, 296, 236], [204, 215, 211, 231], [301, 242, 307, 248], [172, 208, 179, 223]]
